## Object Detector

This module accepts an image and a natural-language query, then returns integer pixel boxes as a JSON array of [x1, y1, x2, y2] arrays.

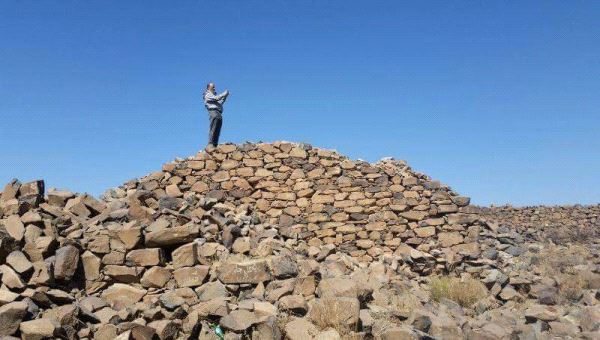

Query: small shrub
[[537, 245, 588, 272], [546, 225, 599, 244], [557, 271, 599, 302], [310, 301, 358, 337], [429, 276, 488, 308], [558, 275, 585, 302], [535, 245, 599, 303]]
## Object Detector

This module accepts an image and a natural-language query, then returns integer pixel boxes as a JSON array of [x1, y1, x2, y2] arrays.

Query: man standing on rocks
[[203, 83, 230, 148]]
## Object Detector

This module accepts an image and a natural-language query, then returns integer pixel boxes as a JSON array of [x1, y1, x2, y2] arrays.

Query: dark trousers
[[208, 110, 222, 147]]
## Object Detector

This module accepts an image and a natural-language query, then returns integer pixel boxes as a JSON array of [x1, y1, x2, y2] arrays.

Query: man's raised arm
[[204, 90, 229, 102], [218, 90, 229, 104]]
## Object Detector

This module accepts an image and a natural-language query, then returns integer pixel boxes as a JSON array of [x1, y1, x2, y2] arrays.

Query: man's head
[[206, 82, 215, 93]]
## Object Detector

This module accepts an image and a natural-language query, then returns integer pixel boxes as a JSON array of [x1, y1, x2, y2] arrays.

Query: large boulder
[[4, 215, 25, 241], [126, 248, 164, 267], [101, 283, 146, 310], [20, 318, 59, 340], [54, 245, 80, 281], [217, 259, 271, 284], [316, 277, 358, 298], [0, 264, 25, 289], [220, 309, 258, 332], [6, 250, 33, 275], [284, 318, 319, 340], [145, 224, 200, 247], [140, 267, 172, 288], [18, 180, 45, 207], [81, 250, 101, 281], [269, 255, 298, 279], [173, 265, 209, 287]]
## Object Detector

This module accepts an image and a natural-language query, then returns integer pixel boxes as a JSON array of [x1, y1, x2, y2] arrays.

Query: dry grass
[[310, 301, 359, 338], [533, 244, 599, 303], [429, 276, 488, 308]]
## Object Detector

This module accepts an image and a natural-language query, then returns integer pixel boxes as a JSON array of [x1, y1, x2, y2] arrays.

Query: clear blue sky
[[1, 1, 599, 206]]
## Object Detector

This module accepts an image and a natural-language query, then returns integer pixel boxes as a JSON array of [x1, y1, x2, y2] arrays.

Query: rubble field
[[0, 142, 598, 339]]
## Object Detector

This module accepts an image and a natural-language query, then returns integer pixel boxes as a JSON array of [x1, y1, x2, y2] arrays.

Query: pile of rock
[[0, 179, 90, 339], [0, 142, 598, 339], [116, 142, 496, 275]]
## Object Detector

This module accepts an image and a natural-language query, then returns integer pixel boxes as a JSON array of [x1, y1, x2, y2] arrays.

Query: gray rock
[[158, 196, 184, 211], [159, 291, 186, 310], [0, 301, 28, 336], [505, 245, 526, 257], [482, 248, 498, 260], [269, 255, 299, 279]]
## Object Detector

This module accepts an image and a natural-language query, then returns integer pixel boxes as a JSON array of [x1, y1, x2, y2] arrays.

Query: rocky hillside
[[0, 142, 598, 339]]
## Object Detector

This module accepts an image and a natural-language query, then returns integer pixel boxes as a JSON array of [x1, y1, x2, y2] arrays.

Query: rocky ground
[[0, 142, 598, 339]]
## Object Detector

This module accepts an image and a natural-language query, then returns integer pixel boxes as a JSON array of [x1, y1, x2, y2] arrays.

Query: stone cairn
[[0, 142, 598, 339]]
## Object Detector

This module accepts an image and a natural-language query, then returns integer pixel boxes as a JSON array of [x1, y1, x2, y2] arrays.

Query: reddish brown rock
[[217, 260, 271, 284]]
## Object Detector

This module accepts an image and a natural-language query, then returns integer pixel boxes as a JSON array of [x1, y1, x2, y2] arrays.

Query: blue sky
[[1, 1, 599, 206]]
